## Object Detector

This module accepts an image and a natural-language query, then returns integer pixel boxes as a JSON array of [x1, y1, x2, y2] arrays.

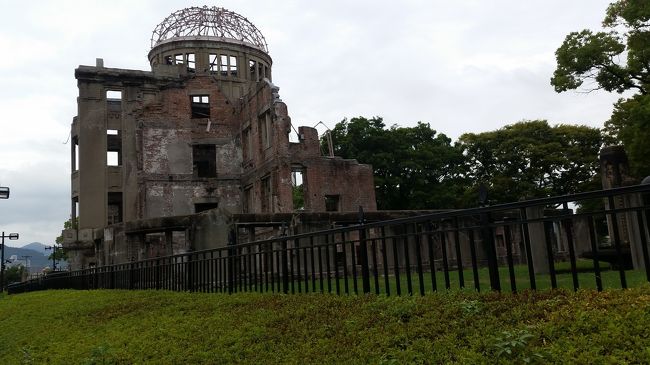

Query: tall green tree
[[551, 0, 650, 178], [327, 117, 468, 210], [458, 120, 603, 204]]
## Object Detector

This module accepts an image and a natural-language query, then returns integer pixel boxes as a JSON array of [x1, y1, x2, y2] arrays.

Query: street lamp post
[[1, 231, 19, 292], [45, 245, 60, 272]]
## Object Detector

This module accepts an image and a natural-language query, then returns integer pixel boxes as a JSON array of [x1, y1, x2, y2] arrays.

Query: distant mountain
[[21, 242, 49, 255], [4, 246, 50, 271]]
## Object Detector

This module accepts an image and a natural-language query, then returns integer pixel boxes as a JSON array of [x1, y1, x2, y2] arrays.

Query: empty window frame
[[106, 90, 122, 112], [229, 55, 238, 76], [209, 54, 219, 72], [191, 95, 210, 118], [72, 197, 79, 221], [186, 53, 196, 71], [72, 136, 79, 171], [195, 202, 219, 213], [107, 192, 123, 225], [292, 168, 305, 211], [107, 130, 121, 166], [242, 127, 252, 161], [325, 195, 340, 212], [258, 112, 272, 149], [164, 55, 174, 65], [220, 55, 228, 76], [174, 54, 184, 65], [106, 90, 122, 100], [249, 60, 257, 80], [243, 185, 252, 213], [192, 144, 217, 178], [260, 176, 271, 213]]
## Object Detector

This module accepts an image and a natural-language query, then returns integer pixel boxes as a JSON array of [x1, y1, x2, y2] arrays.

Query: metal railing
[[9, 184, 650, 295]]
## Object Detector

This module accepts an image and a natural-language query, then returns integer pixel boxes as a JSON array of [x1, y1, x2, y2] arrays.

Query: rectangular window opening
[[72, 136, 79, 172], [261, 176, 271, 213], [191, 95, 210, 118], [107, 130, 121, 166], [220, 55, 228, 76], [164, 55, 174, 65], [209, 54, 218, 72], [243, 185, 252, 213], [325, 195, 340, 212], [107, 192, 123, 225], [292, 169, 305, 211], [229, 55, 238, 76], [72, 197, 79, 221], [242, 127, 252, 161], [186, 53, 196, 71], [192, 144, 217, 178], [174, 54, 184, 65], [258, 112, 272, 149], [195, 203, 219, 213], [106, 90, 122, 100], [249, 60, 257, 80]]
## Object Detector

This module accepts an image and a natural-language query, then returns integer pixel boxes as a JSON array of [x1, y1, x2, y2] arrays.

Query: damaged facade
[[63, 6, 376, 269]]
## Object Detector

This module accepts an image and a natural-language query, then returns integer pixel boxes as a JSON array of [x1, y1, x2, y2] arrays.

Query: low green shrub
[[0, 287, 649, 364]]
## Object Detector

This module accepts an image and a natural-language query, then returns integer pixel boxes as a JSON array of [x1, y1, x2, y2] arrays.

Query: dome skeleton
[[151, 6, 269, 53]]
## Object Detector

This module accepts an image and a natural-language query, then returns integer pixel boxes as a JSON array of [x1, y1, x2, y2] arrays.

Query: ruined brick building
[[62, 6, 377, 268]]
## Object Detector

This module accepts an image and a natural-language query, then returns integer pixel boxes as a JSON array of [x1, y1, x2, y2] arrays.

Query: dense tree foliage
[[458, 120, 603, 204], [551, 0, 650, 178], [327, 117, 467, 210], [328, 118, 603, 209]]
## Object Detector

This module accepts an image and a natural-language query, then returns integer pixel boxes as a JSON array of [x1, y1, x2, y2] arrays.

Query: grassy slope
[[1, 288, 650, 364]]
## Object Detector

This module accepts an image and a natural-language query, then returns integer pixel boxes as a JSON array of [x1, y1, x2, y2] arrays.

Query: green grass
[[2, 288, 650, 364]]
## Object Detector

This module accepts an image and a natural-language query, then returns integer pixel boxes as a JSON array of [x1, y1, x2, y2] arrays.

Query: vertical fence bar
[[325, 234, 332, 293], [342, 233, 349, 295], [440, 229, 451, 289], [543, 221, 557, 289], [371, 237, 380, 295], [381, 227, 391, 296], [414, 223, 425, 296], [358, 207, 371, 294], [587, 217, 603, 291], [402, 224, 413, 295], [334, 233, 341, 295], [480, 212, 501, 292], [562, 202, 579, 291], [503, 224, 517, 293], [468, 229, 480, 292], [519, 208, 536, 290], [315, 244, 322, 293], [392, 235, 401, 296], [453, 218, 464, 289], [607, 195, 628, 289], [426, 222, 438, 293], [350, 236, 358, 295], [636, 209, 650, 282]]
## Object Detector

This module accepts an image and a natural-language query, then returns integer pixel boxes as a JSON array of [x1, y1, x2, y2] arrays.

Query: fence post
[[478, 184, 501, 291], [358, 206, 371, 294], [228, 229, 235, 294], [129, 257, 135, 290], [155, 258, 161, 290], [281, 223, 289, 294]]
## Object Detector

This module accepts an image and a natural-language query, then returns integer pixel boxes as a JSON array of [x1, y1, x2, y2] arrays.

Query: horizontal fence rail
[[8, 184, 650, 295]]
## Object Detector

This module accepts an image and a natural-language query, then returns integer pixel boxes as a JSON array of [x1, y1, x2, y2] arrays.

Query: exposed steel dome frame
[[151, 6, 269, 53]]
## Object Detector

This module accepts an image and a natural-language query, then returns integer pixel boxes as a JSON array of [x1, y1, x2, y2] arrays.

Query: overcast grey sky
[[0, 0, 623, 246]]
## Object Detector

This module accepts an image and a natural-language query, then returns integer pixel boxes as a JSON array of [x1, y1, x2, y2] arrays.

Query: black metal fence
[[9, 184, 650, 295]]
